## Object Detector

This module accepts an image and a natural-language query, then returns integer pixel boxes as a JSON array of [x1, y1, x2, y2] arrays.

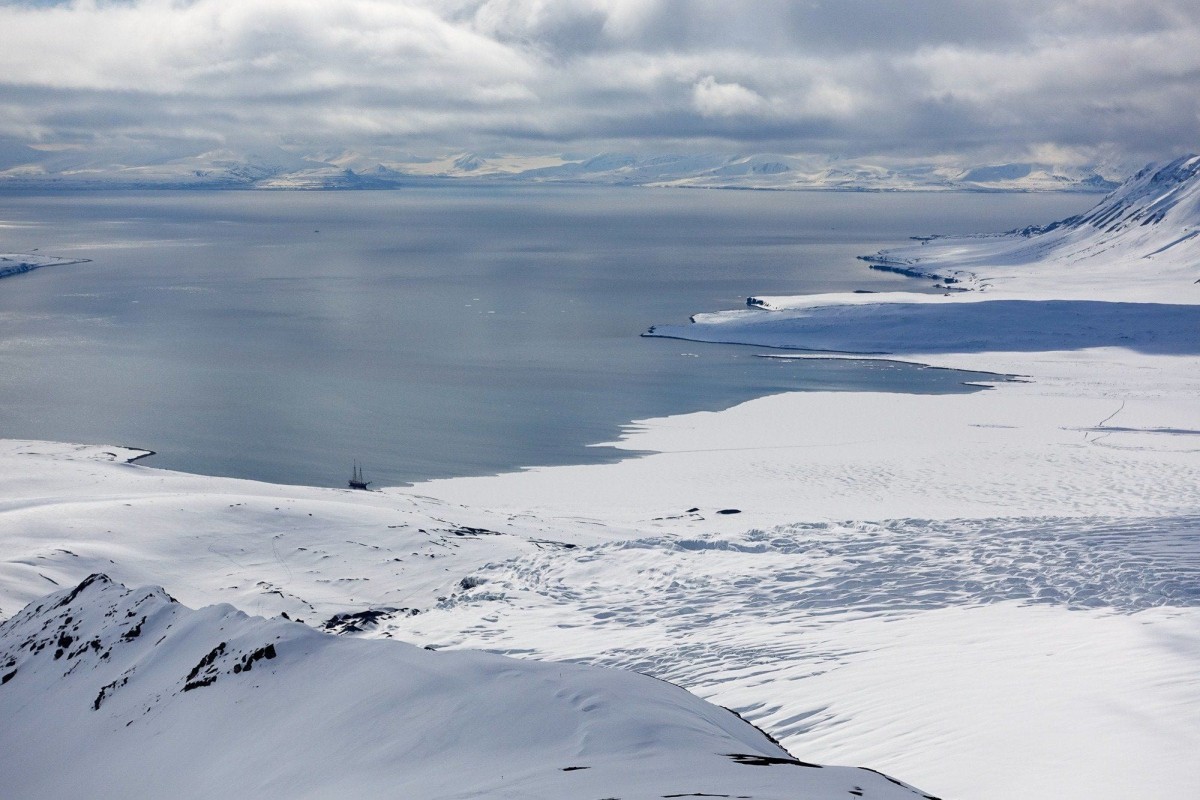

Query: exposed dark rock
[[449, 526, 500, 537], [93, 676, 128, 710], [322, 608, 407, 634], [184, 641, 226, 689], [724, 753, 821, 768], [182, 675, 217, 692], [121, 618, 145, 641], [54, 574, 111, 609], [233, 643, 278, 675], [859, 768, 942, 800]]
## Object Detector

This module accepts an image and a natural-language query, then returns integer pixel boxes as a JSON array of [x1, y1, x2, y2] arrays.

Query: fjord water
[[0, 186, 1092, 487]]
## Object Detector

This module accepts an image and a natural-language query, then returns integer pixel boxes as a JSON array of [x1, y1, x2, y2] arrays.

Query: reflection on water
[[0, 186, 1094, 487]]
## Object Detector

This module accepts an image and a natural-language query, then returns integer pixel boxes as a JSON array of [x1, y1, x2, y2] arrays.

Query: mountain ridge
[[854, 154, 1200, 298], [0, 147, 1124, 193], [0, 573, 937, 800]]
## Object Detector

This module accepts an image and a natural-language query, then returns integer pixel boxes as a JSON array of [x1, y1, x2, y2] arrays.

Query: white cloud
[[0, 0, 1196, 162], [691, 76, 767, 118]]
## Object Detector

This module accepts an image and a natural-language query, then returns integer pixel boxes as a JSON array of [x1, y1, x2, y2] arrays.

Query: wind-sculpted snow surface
[[408, 514, 1200, 680], [0, 575, 937, 800], [441, 515, 1200, 623], [396, 516, 1200, 799]]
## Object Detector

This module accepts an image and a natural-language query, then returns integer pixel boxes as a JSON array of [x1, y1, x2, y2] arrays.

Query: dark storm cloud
[[0, 0, 1197, 165]]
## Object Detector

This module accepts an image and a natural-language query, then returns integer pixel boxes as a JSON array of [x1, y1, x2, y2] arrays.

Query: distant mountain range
[[0, 144, 1123, 193]]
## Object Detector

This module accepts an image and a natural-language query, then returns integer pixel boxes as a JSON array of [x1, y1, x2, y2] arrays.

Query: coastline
[[393, 179, 1200, 797], [2, 306, 1195, 799], [1, 169, 1198, 798], [0, 253, 90, 281]]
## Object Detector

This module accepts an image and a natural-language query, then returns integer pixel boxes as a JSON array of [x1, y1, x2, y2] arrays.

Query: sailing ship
[[348, 462, 371, 490]]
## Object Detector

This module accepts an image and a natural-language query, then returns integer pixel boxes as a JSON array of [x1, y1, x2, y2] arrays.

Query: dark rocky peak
[[0, 574, 292, 715]]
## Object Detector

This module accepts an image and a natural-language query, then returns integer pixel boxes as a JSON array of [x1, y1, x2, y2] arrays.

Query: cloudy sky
[[1, 0, 1198, 165]]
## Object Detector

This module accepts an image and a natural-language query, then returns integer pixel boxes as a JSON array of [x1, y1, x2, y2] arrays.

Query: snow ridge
[[1070, 153, 1200, 233], [0, 574, 937, 800]]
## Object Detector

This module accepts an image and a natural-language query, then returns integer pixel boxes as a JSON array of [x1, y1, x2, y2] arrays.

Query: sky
[[0, 0, 1198, 167]]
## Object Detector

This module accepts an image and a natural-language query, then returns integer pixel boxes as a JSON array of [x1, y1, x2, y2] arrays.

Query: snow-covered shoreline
[[2, 157, 1199, 799], [0, 252, 90, 280]]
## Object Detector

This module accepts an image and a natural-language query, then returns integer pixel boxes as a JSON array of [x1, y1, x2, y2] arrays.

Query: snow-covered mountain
[[857, 154, 1200, 299], [0, 146, 335, 189], [0, 574, 935, 800], [0, 145, 1122, 192], [646, 156, 1119, 193]]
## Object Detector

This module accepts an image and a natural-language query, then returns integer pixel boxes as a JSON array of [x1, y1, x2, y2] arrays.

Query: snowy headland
[[2, 157, 1199, 799], [0, 252, 90, 281]]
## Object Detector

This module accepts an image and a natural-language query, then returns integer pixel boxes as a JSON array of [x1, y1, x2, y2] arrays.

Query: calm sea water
[[0, 186, 1093, 487]]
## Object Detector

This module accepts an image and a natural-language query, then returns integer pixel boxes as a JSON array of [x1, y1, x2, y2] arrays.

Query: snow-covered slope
[[0, 574, 934, 800], [644, 154, 1200, 356], [3, 421, 1198, 799], [856, 154, 1200, 299]]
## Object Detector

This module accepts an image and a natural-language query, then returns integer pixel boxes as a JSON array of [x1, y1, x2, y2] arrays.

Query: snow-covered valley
[[3, 157, 1200, 799]]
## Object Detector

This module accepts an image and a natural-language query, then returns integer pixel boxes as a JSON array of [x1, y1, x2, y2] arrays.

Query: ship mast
[[349, 461, 371, 490]]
